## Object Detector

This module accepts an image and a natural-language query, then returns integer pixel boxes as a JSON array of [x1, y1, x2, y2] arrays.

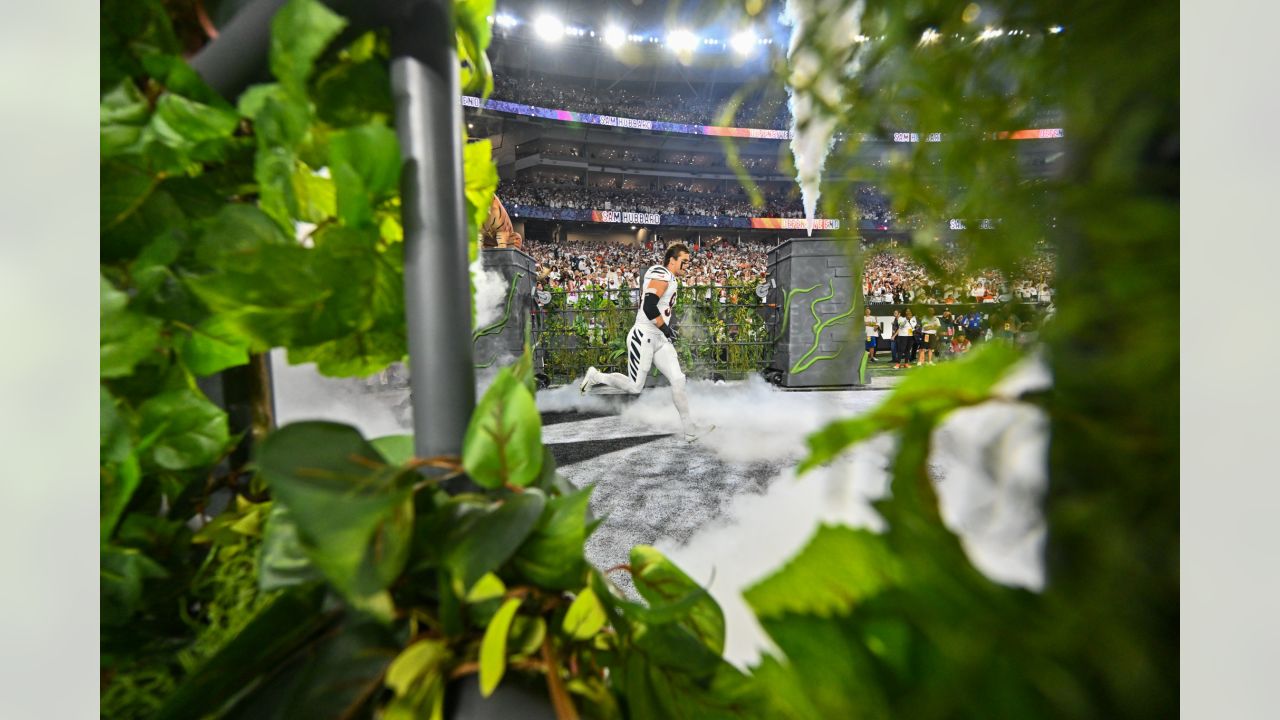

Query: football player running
[[580, 243, 708, 441]]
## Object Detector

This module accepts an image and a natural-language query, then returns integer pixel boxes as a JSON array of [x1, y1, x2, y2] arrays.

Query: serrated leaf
[[102, 79, 149, 124], [462, 367, 543, 488], [101, 160, 159, 230], [150, 93, 239, 148], [479, 597, 521, 697], [101, 273, 164, 378], [136, 388, 231, 470], [463, 138, 499, 254], [256, 422, 414, 620], [744, 525, 902, 620], [180, 315, 251, 376], [563, 587, 607, 640], [292, 165, 337, 222], [270, 0, 348, 97], [315, 58, 395, 127], [331, 123, 400, 201]]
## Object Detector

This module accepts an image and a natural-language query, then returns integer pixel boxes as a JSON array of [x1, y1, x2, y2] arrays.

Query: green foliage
[[101, 0, 1175, 715], [256, 422, 415, 620], [799, 342, 1023, 473], [480, 597, 522, 696], [462, 366, 544, 488]]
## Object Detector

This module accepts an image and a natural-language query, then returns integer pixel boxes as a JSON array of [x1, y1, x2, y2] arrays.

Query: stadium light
[[730, 29, 757, 55], [977, 27, 1004, 41], [534, 14, 564, 42], [1048, 25, 1064, 34], [919, 28, 940, 45], [603, 25, 626, 48], [666, 29, 699, 53], [494, 13, 518, 28]]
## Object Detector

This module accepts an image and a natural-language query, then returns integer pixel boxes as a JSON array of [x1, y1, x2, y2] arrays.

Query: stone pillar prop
[[474, 247, 539, 374], [766, 237, 865, 388]]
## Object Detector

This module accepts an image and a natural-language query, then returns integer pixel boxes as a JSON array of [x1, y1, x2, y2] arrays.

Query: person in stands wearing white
[[918, 312, 940, 366]]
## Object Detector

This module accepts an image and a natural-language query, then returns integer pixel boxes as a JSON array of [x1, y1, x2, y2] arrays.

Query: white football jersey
[[635, 264, 678, 329]]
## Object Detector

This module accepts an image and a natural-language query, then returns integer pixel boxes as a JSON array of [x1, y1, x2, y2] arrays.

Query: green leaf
[[479, 597, 521, 697], [509, 615, 547, 658], [101, 79, 149, 153], [462, 367, 543, 488], [101, 274, 164, 378], [101, 545, 168, 626], [292, 165, 337, 223], [315, 58, 395, 127], [101, 160, 159, 230], [279, 616, 401, 717], [439, 490, 546, 592], [371, 434, 416, 466], [463, 138, 499, 254], [154, 585, 331, 720], [150, 93, 240, 148], [180, 315, 251, 376], [455, 0, 496, 98], [102, 184, 186, 262], [744, 525, 902, 620], [331, 123, 400, 201], [136, 388, 231, 470], [562, 587, 607, 640], [510, 485, 592, 590], [631, 545, 725, 655], [798, 342, 1022, 474], [386, 638, 450, 697], [258, 502, 324, 591], [270, 0, 348, 97], [465, 572, 507, 603], [256, 421, 414, 620], [195, 203, 291, 267], [239, 83, 311, 147]]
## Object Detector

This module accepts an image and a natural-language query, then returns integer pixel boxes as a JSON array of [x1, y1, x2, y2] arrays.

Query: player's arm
[[642, 277, 676, 339]]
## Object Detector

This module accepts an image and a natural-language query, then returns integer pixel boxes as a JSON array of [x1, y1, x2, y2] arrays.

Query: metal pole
[[389, 0, 477, 464]]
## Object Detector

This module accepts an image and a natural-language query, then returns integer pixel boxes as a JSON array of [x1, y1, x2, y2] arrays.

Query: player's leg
[[652, 340, 702, 437], [590, 326, 653, 394]]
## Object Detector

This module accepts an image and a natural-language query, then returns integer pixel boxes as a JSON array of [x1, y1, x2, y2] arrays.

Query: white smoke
[[470, 257, 509, 330], [648, 358, 1051, 670], [783, 0, 865, 235]]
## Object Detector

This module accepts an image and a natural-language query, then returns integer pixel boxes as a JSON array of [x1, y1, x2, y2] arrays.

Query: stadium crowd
[[492, 75, 790, 129], [499, 179, 896, 222], [517, 236, 1055, 307]]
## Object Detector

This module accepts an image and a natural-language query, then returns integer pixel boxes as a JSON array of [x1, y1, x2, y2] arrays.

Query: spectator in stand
[[864, 307, 881, 362], [918, 312, 941, 366], [890, 309, 904, 368]]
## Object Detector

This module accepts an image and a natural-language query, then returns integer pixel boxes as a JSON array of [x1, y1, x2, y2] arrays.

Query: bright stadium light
[[919, 28, 940, 45], [603, 25, 626, 48], [730, 29, 757, 55], [494, 13, 517, 28], [666, 29, 699, 53], [534, 14, 564, 42], [1048, 25, 1064, 34]]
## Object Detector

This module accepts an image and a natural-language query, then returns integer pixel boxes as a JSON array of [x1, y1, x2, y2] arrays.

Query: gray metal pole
[[390, 0, 477, 463]]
